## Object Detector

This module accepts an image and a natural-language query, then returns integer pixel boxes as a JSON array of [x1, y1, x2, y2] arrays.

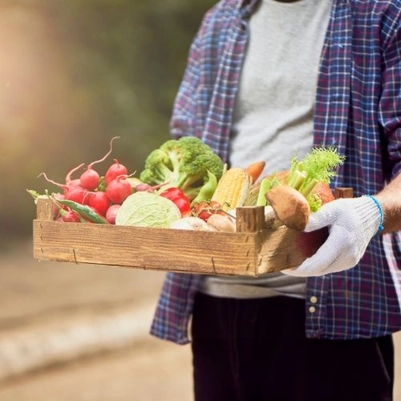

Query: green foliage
[[0, 0, 215, 244], [287, 147, 346, 196]]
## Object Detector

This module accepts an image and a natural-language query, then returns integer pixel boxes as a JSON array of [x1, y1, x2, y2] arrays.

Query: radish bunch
[[39, 137, 134, 224]]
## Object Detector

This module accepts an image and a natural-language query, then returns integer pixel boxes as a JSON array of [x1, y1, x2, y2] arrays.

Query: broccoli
[[139, 136, 224, 203]]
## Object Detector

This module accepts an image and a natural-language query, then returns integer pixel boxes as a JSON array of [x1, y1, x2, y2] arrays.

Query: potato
[[206, 213, 236, 232]]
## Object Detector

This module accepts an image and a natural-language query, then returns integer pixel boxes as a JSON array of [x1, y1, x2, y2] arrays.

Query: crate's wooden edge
[[33, 219, 262, 276], [32, 215, 322, 277], [35, 197, 54, 220], [33, 251, 230, 276], [255, 226, 303, 274], [256, 226, 327, 274], [32, 217, 257, 239], [32, 189, 334, 276]]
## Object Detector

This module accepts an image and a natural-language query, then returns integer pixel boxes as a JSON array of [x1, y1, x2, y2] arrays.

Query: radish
[[67, 186, 89, 204], [61, 210, 81, 223], [38, 172, 88, 205], [49, 195, 81, 222], [80, 136, 120, 191], [80, 169, 100, 191], [134, 183, 155, 192], [106, 175, 132, 204], [65, 162, 85, 188], [88, 191, 110, 216], [134, 181, 170, 193], [105, 204, 121, 224], [104, 159, 128, 186]]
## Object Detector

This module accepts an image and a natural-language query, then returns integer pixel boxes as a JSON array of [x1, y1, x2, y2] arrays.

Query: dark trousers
[[191, 293, 394, 401]]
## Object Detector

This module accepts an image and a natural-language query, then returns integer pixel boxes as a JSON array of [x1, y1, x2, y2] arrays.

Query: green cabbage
[[115, 191, 181, 228]]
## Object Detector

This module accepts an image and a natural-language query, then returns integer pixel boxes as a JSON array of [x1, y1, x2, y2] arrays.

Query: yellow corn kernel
[[211, 167, 252, 210]]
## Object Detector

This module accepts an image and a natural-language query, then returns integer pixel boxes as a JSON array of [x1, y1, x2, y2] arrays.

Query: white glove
[[282, 196, 383, 277]]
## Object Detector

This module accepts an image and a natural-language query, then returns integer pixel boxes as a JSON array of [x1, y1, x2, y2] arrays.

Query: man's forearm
[[375, 172, 401, 233]]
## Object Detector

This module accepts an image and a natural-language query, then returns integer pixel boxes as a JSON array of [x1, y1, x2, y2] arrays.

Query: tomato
[[193, 200, 225, 221], [159, 187, 191, 216]]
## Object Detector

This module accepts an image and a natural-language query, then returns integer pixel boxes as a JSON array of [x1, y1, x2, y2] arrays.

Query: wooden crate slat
[[32, 198, 326, 276], [33, 220, 261, 276]]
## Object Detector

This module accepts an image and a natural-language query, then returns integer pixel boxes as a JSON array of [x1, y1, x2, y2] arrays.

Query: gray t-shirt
[[200, 0, 332, 299]]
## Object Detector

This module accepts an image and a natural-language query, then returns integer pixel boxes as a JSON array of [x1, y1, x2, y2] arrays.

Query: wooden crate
[[32, 198, 328, 277]]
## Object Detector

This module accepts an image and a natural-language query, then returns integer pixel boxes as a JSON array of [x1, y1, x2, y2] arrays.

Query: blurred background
[[0, 1, 400, 400], [0, 0, 215, 246], [0, 1, 212, 399]]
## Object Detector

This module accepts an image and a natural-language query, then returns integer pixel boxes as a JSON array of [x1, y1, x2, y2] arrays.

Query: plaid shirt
[[151, 0, 401, 344]]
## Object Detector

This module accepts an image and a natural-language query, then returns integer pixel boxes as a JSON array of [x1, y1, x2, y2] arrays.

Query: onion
[[170, 216, 216, 231]]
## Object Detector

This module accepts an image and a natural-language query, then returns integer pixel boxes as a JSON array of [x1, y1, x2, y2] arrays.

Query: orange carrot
[[245, 161, 266, 184]]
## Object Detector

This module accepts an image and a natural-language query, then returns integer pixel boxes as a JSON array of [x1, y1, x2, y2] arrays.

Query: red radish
[[104, 159, 128, 186], [135, 183, 155, 192], [49, 196, 81, 222], [80, 169, 101, 191], [80, 136, 120, 191], [65, 162, 85, 187], [105, 204, 121, 224], [66, 186, 89, 204], [88, 191, 110, 216], [38, 172, 88, 205], [62, 210, 81, 222], [134, 181, 170, 193], [106, 175, 132, 204]]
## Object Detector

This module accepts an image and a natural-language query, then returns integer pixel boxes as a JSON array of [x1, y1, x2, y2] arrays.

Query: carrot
[[245, 161, 266, 184]]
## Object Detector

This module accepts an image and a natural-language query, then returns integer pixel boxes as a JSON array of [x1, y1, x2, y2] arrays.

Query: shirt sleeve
[[378, 7, 401, 179]]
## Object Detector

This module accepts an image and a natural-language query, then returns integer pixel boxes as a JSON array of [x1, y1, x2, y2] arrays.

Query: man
[[151, 0, 401, 399]]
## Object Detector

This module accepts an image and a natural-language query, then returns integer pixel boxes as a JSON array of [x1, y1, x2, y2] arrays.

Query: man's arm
[[376, 173, 401, 233]]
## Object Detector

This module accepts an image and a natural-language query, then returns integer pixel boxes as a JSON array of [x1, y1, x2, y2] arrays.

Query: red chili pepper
[[159, 187, 191, 216]]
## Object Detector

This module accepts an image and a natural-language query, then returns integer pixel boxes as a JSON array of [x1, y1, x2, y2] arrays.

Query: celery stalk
[[286, 147, 345, 210], [288, 170, 307, 191], [256, 178, 272, 206], [299, 178, 319, 198]]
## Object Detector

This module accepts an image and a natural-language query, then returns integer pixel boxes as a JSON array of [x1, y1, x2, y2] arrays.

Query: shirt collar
[[239, 0, 260, 13]]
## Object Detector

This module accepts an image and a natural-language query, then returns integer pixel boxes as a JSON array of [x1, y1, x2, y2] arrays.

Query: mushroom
[[265, 186, 310, 231]]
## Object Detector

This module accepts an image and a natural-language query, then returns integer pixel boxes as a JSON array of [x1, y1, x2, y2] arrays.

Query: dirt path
[[0, 241, 400, 400], [0, 241, 166, 380], [0, 338, 193, 401], [0, 241, 194, 400]]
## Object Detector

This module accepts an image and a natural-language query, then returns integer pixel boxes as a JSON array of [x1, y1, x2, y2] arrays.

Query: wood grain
[[32, 199, 324, 276]]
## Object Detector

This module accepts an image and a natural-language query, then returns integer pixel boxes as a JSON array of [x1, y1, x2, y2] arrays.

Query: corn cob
[[211, 167, 252, 210]]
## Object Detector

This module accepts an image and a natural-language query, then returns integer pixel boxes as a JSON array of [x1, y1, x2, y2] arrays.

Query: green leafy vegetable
[[115, 191, 181, 228], [139, 137, 224, 204], [256, 147, 345, 211], [287, 147, 345, 197]]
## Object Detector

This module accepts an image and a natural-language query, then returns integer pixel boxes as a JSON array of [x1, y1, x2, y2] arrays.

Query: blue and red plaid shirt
[[151, 0, 401, 344]]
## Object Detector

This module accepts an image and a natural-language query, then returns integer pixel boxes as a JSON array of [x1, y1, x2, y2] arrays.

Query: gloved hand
[[282, 196, 383, 277]]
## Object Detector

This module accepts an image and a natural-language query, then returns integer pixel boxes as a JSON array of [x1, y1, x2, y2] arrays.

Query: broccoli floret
[[139, 137, 224, 202]]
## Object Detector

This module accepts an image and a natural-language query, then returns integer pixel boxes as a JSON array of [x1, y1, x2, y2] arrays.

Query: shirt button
[[309, 306, 316, 314], [310, 296, 318, 304]]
